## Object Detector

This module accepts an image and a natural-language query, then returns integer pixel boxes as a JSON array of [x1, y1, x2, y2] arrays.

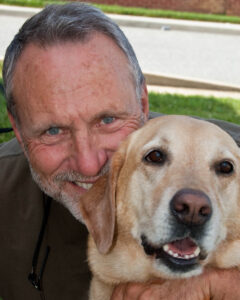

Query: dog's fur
[[77, 115, 240, 300]]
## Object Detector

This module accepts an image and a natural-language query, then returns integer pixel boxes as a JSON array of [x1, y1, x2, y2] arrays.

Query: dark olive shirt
[[0, 139, 91, 300]]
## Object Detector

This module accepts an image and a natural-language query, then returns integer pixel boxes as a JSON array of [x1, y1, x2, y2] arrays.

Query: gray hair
[[2, 2, 145, 119]]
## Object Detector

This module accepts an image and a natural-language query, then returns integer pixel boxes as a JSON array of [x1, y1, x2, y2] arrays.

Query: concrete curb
[[1, 4, 240, 92], [144, 72, 240, 92], [109, 13, 240, 35], [147, 85, 240, 99]]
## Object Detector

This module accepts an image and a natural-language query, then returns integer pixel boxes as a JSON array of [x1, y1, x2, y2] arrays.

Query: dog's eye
[[216, 161, 234, 175], [145, 150, 166, 164]]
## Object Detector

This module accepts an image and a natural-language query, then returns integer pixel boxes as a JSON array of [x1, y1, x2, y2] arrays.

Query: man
[[0, 2, 239, 300]]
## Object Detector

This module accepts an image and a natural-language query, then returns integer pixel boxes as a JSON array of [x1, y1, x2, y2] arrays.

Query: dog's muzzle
[[141, 189, 212, 273]]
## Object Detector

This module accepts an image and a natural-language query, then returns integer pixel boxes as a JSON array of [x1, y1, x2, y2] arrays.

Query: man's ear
[[78, 147, 126, 254], [8, 112, 23, 146], [140, 82, 149, 122]]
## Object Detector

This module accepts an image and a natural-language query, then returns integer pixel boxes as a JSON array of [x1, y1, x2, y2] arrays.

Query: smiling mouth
[[72, 181, 93, 190], [141, 235, 207, 271]]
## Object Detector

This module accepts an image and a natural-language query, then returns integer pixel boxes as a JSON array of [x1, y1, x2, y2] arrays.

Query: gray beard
[[27, 158, 109, 224]]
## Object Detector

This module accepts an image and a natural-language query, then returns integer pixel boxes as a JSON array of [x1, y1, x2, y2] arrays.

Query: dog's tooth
[[194, 247, 200, 257], [163, 244, 201, 260], [163, 244, 169, 252]]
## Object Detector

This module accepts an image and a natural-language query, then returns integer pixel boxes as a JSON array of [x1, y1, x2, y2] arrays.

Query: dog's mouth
[[141, 235, 207, 271]]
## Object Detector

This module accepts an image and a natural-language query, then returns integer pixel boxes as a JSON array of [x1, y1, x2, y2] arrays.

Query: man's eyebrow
[[93, 110, 129, 120]]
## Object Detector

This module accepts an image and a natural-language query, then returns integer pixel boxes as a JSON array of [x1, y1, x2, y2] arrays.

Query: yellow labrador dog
[[78, 115, 240, 300]]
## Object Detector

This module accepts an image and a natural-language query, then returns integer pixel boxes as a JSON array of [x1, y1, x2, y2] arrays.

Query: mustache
[[53, 161, 110, 183]]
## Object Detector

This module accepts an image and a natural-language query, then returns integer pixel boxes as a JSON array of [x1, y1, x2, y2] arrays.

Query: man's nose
[[69, 132, 108, 177]]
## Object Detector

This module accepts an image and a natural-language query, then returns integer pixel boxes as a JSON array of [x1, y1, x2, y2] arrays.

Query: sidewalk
[[0, 4, 240, 97], [1, 4, 240, 35]]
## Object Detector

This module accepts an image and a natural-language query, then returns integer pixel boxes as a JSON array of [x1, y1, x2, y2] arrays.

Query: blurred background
[[0, 0, 240, 143]]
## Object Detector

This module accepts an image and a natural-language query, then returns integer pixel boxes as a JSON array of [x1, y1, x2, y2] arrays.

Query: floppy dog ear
[[78, 149, 125, 254]]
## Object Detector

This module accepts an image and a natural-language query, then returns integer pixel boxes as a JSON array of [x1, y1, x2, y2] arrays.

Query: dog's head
[[79, 115, 240, 278]]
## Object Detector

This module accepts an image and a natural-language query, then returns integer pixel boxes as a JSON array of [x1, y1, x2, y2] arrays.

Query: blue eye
[[47, 127, 60, 135], [101, 117, 115, 124]]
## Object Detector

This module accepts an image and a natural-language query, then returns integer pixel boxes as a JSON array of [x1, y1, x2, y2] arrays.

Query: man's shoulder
[[0, 137, 32, 188], [148, 111, 163, 120], [0, 137, 23, 159], [207, 118, 240, 147]]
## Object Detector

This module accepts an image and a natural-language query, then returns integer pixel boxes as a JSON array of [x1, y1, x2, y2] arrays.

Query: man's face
[[10, 33, 148, 206]]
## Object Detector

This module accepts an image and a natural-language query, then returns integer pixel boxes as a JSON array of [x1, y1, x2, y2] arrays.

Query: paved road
[[121, 26, 240, 86], [1, 13, 240, 87], [0, 14, 26, 59]]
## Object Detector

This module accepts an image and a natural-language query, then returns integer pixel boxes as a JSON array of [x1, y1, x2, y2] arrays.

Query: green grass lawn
[[149, 92, 240, 125], [1, 0, 240, 24], [0, 81, 14, 143], [0, 63, 14, 143]]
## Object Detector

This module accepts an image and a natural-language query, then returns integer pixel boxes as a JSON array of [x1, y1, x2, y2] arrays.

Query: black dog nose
[[170, 189, 212, 226]]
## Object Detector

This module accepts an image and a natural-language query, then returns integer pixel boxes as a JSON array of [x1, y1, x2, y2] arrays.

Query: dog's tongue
[[168, 238, 197, 256]]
